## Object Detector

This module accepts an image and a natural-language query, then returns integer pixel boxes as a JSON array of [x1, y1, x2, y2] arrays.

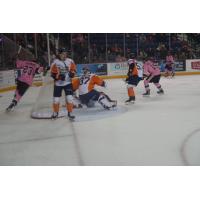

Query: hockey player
[[143, 58, 164, 96], [50, 48, 76, 120], [125, 53, 143, 104], [72, 67, 117, 110], [6, 55, 43, 112], [165, 51, 175, 77]]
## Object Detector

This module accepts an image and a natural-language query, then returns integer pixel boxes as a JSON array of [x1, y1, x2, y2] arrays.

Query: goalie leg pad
[[87, 99, 95, 107], [73, 96, 82, 108], [98, 94, 114, 110]]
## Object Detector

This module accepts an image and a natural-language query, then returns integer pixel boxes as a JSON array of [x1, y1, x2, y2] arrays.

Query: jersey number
[[22, 66, 33, 76], [80, 77, 90, 85]]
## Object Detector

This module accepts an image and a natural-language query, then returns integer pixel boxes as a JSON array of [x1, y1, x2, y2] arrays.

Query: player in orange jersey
[[125, 53, 143, 104]]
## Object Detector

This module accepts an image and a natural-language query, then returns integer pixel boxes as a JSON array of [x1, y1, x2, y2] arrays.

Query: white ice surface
[[0, 75, 200, 165]]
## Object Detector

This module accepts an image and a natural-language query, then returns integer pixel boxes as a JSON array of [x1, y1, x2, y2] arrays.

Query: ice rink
[[0, 75, 200, 166]]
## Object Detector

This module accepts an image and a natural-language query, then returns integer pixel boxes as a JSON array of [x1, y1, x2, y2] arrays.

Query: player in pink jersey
[[165, 51, 175, 77], [6, 56, 43, 112], [143, 58, 164, 96]]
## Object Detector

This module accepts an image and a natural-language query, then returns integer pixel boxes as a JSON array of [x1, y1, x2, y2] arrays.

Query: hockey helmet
[[58, 48, 68, 54], [129, 52, 136, 59]]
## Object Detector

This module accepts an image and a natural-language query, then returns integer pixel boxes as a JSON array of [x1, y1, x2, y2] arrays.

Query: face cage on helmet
[[82, 69, 90, 77]]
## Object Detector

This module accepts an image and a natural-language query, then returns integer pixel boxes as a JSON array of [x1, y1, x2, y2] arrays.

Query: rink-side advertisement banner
[[174, 61, 185, 71], [107, 62, 128, 76], [76, 63, 107, 76], [159, 60, 185, 72], [186, 59, 200, 71], [0, 70, 15, 88], [0, 70, 43, 88]]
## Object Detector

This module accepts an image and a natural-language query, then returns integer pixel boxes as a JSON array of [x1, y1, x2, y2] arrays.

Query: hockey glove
[[59, 74, 66, 81], [68, 71, 75, 78]]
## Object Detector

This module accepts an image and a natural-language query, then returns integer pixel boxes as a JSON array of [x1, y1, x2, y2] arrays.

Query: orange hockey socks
[[128, 87, 135, 97], [66, 103, 73, 113], [53, 103, 60, 113]]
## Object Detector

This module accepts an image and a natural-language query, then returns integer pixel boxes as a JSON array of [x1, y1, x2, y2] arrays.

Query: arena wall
[[1, 59, 200, 93]]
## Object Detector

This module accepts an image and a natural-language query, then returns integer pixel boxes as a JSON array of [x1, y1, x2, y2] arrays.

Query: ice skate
[[142, 90, 150, 96], [111, 100, 117, 108], [157, 89, 164, 94], [6, 100, 17, 112], [68, 112, 75, 121], [73, 103, 83, 109], [77, 104, 83, 108], [125, 96, 135, 104], [51, 112, 58, 120]]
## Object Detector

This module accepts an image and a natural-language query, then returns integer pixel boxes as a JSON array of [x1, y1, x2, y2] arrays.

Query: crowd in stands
[[70, 33, 200, 63], [1, 33, 200, 70]]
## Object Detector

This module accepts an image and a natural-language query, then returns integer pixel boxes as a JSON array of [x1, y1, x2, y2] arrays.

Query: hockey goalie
[[72, 66, 117, 110]]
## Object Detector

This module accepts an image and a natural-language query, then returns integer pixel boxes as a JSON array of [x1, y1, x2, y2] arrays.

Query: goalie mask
[[82, 66, 90, 77]]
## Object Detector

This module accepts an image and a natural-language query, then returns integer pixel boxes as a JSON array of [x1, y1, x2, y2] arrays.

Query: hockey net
[[31, 71, 68, 119]]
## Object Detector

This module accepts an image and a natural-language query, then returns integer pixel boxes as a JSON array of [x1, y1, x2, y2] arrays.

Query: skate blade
[[5, 108, 14, 113], [68, 115, 75, 121], [125, 101, 135, 105], [112, 104, 117, 108], [142, 95, 150, 97], [51, 117, 58, 120]]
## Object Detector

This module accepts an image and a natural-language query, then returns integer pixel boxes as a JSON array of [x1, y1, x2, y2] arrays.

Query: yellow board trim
[[0, 82, 43, 93], [101, 71, 200, 79]]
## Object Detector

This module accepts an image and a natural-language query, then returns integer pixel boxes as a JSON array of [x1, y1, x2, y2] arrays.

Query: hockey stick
[[17, 45, 22, 55]]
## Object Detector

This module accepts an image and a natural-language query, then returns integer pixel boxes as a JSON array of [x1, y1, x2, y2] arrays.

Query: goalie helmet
[[82, 66, 90, 77]]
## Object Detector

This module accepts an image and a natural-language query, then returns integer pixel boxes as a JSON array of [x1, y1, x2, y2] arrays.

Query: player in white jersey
[[50, 48, 76, 120], [72, 67, 117, 109]]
